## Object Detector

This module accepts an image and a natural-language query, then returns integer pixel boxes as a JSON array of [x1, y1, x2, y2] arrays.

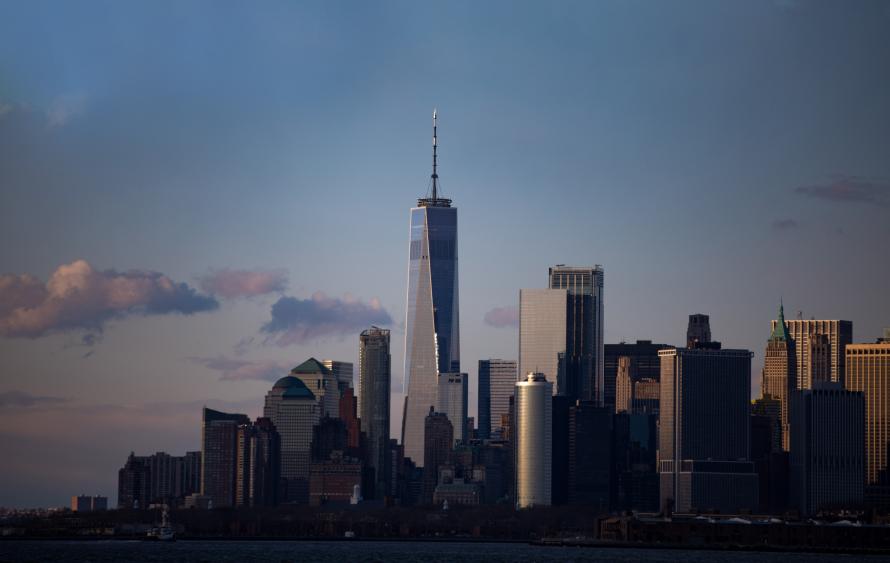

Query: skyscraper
[[359, 326, 391, 499], [235, 417, 280, 507], [402, 110, 460, 465], [519, 288, 567, 395], [478, 359, 517, 439], [515, 372, 553, 508], [201, 407, 249, 508], [615, 356, 660, 415], [790, 383, 865, 516], [422, 407, 454, 504], [437, 372, 468, 444], [323, 360, 355, 395], [686, 314, 712, 348], [567, 400, 612, 509], [770, 318, 853, 388], [291, 358, 340, 419], [761, 302, 797, 451], [658, 347, 758, 514], [264, 374, 320, 503], [846, 340, 890, 509], [604, 340, 670, 411], [549, 265, 604, 403]]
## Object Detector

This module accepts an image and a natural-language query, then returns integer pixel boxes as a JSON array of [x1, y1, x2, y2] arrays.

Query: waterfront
[[2, 540, 890, 563]]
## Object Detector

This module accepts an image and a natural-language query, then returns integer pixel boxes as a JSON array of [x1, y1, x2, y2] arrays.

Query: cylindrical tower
[[515, 372, 552, 509]]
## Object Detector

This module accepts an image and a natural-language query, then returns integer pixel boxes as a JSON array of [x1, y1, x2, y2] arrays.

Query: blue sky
[[1, 0, 889, 507]]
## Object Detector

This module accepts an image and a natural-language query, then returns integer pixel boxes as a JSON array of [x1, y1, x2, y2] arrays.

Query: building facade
[[322, 359, 354, 395], [519, 288, 567, 395], [235, 417, 280, 507], [770, 319, 853, 388], [548, 265, 604, 403], [761, 303, 797, 451], [604, 340, 670, 412], [845, 341, 890, 509], [359, 326, 391, 499], [477, 359, 517, 440], [437, 371, 468, 444], [291, 358, 340, 419], [264, 374, 320, 503], [402, 112, 460, 465], [515, 372, 553, 508], [686, 314, 712, 348], [422, 407, 454, 504]]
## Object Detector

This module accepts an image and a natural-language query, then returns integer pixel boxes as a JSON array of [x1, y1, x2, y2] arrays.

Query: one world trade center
[[401, 110, 460, 465]]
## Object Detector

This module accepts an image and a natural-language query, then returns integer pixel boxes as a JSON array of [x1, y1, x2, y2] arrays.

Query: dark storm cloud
[[261, 292, 392, 346]]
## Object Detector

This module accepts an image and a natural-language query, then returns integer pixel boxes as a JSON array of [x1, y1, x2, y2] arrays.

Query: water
[[1, 540, 888, 563]]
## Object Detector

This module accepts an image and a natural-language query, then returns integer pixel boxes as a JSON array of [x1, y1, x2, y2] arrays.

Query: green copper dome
[[272, 375, 316, 399]]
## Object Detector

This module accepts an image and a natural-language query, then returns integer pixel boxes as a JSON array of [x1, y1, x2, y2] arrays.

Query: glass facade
[[519, 288, 567, 395], [402, 204, 459, 465], [515, 373, 553, 508], [359, 327, 391, 499], [478, 359, 517, 439]]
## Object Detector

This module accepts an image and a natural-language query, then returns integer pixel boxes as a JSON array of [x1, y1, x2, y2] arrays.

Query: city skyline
[[2, 1, 890, 508]]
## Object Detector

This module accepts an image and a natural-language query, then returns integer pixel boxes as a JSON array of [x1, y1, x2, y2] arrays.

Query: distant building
[[845, 340, 890, 509], [236, 417, 280, 507], [658, 347, 758, 514], [567, 400, 612, 510], [761, 303, 796, 451], [770, 319, 853, 388], [71, 495, 106, 512], [615, 356, 660, 415], [790, 383, 865, 516], [117, 450, 200, 509], [291, 358, 340, 419], [338, 387, 361, 450], [201, 407, 250, 508], [359, 326, 391, 499], [437, 372, 468, 444], [309, 451, 363, 507], [322, 359, 354, 395], [519, 288, 567, 395], [264, 373, 320, 503], [750, 409, 789, 514], [515, 372, 553, 508], [613, 413, 659, 512], [422, 407, 454, 505], [477, 359, 517, 440], [751, 396, 782, 454], [686, 314, 712, 348], [604, 340, 669, 412], [118, 453, 151, 509], [311, 417, 349, 463]]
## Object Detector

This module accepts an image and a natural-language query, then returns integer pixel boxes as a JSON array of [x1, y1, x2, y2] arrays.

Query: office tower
[[658, 347, 758, 514], [761, 303, 797, 451], [477, 359, 517, 440], [686, 314, 712, 348], [264, 373, 320, 503], [201, 407, 250, 508], [437, 372, 468, 444], [519, 288, 568, 394], [568, 400, 612, 509], [236, 418, 280, 507], [402, 111, 460, 466], [614, 356, 661, 416], [846, 340, 890, 509], [549, 265, 605, 403], [515, 372, 553, 508], [750, 409, 789, 514], [614, 412, 659, 512], [422, 407, 454, 504], [790, 384, 865, 516], [339, 387, 361, 450], [551, 395, 571, 505], [604, 340, 670, 411], [751, 396, 782, 454], [291, 358, 340, 418], [311, 417, 349, 463], [359, 326, 391, 498], [323, 359, 355, 395], [770, 318, 853, 388]]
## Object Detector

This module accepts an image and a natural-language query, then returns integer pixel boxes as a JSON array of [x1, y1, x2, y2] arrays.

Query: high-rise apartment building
[[686, 314, 712, 348], [515, 372, 553, 508], [403, 111, 460, 465], [519, 288, 567, 395], [422, 407, 454, 504], [770, 318, 853, 388], [604, 340, 670, 411], [761, 303, 796, 451], [548, 265, 604, 403], [264, 374, 320, 503], [658, 347, 758, 514], [437, 372, 468, 444], [477, 359, 517, 440], [323, 360, 355, 395], [201, 407, 250, 508], [291, 358, 340, 419], [359, 326, 391, 499], [846, 340, 890, 509], [790, 383, 865, 516]]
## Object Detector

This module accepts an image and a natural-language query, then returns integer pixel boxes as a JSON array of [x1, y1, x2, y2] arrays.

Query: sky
[[1, 0, 889, 508]]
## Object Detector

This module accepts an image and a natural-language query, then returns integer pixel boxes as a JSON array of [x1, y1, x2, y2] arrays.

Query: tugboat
[[146, 506, 176, 541]]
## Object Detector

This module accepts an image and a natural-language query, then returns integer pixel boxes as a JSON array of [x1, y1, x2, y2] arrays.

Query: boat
[[145, 506, 176, 541]]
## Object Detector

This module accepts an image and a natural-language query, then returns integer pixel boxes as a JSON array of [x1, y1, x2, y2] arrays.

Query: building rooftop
[[272, 375, 316, 399], [290, 357, 330, 375]]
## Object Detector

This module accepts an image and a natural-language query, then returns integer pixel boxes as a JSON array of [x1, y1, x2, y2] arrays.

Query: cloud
[[794, 176, 890, 207], [0, 390, 67, 408], [483, 305, 519, 328], [0, 100, 14, 119], [771, 218, 799, 231], [0, 259, 218, 339], [190, 356, 287, 382], [198, 268, 287, 299], [46, 93, 87, 127], [261, 292, 392, 345]]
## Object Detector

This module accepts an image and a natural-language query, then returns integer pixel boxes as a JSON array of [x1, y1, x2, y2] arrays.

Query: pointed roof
[[770, 300, 790, 341], [272, 375, 316, 399], [290, 357, 330, 375]]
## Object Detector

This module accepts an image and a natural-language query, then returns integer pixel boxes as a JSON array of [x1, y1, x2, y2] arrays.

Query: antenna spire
[[431, 108, 438, 200]]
